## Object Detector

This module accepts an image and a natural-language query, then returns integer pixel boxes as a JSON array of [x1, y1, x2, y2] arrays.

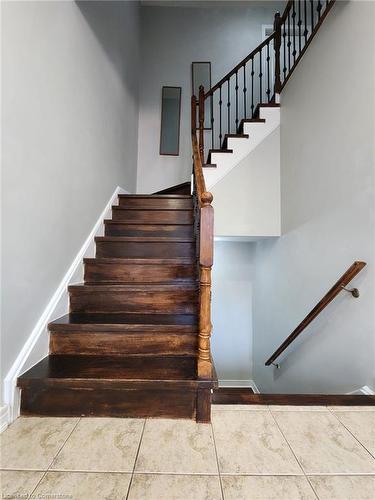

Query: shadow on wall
[[77, 0, 139, 98]]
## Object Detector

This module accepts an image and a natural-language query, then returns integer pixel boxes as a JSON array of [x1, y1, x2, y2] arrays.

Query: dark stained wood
[[212, 393, 375, 406], [95, 237, 195, 259], [212, 387, 255, 404], [154, 182, 191, 195], [118, 195, 192, 210], [18, 355, 197, 383], [104, 221, 193, 238], [68, 283, 199, 315], [84, 258, 196, 283], [112, 207, 193, 224], [265, 261, 367, 366], [196, 388, 211, 423], [49, 313, 198, 331], [50, 331, 198, 356], [20, 387, 197, 418]]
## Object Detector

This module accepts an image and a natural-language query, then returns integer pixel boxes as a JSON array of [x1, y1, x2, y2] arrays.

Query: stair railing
[[265, 261, 367, 367], [191, 95, 214, 380], [197, 0, 335, 160]]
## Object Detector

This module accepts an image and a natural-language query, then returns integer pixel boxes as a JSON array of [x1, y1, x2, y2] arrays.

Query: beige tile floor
[[1, 405, 374, 499]]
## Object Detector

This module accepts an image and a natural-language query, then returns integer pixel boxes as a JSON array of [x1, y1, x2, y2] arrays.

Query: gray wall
[[212, 241, 255, 382], [1, 1, 140, 402], [136, 2, 283, 193], [253, 0, 375, 393]]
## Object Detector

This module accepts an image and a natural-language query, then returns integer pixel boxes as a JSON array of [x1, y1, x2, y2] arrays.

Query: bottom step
[[17, 355, 215, 421]]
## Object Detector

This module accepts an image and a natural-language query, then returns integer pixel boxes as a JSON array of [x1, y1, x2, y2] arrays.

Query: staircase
[[16, 0, 336, 422], [17, 187, 216, 423]]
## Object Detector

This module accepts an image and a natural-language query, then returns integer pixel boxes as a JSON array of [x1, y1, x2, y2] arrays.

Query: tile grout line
[[327, 407, 375, 460], [268, 409, 321, 500], [126, 418, 147, 500], [210, 419, 225, 500], [29, 417, 82, 497]]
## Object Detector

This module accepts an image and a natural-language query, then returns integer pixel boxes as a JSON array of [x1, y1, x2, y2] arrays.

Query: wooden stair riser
[[118, 197, 193, 210], [84, 261, 197, 284], [69, 288, 198, 314], [96, 240, 195, 259], [112, 208, 193, 224], [50, 331, 198, 356], [104, 222, 193, 238], [19, 385, 197, 419]]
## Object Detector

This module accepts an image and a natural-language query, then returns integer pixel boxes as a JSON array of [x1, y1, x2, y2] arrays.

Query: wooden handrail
[[191, 94, 214, 380], [205, 32, 276, 99], [200, 0, 335, 160], [265, 261, 366, 366]]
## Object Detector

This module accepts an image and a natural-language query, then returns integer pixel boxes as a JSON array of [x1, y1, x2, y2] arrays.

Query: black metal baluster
[[210, 94, 214, 150], [287, 12, 291, 71], [298, 0, 302, 54], [304, 0, 308, 44], [251, 58, 254, 117], [310, 0, 315, 31], [317, 0, 322, 20], [283, 21, 287, 81], [266, 42, 271, 102], [259, 51, 263, 105], [292, 2, 297, 63], [219, 86, 222, 148], [243, 63, 247, 120], [227, 79, 230, 134], [235, 71, 239, 132]]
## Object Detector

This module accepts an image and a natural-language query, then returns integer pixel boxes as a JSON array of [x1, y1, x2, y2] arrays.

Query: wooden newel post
[[198, 191, 214, 379], [198, 85, 205, 164], [273, 12, 282, 95]]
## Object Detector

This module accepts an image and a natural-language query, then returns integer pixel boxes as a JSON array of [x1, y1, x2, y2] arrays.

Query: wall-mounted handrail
[[191, 94, 214, 380], [265, 261, 366, 366], [198, 0, 335, 159]]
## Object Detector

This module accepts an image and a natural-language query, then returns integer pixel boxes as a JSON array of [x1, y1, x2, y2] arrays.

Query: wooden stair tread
[[104, 220, 193, 226], [112, 206, 193, 212], [118, 194, 191, 199], [69, 283, 198, 292], [49, 313, 198, 329], [95, 236, 194, 242], [18, 355, 197, 384], [83, 257, 194, 265]]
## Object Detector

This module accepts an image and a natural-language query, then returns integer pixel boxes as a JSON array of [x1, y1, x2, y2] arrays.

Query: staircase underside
[[18, 187, 216, 422]]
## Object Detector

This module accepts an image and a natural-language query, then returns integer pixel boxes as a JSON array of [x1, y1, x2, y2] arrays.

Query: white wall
[[136, 2, 283, 193], [253, 0, 375, 394], [211, 127, 280, 237], [212, 241, 255, 383], [1, 0, 140, 404]]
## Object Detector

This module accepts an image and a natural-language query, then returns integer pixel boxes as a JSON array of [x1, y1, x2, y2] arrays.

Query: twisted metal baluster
[[227, 79, 230, 134], [210, 94, 214, 150], [298, 0, 302, 54], [266, 42, 271, 102], [235, 71, 239, 132], [292, 1, 297, 63], [251, 58, 255, 117], [219, 86, 222, 148], [304, 0, 308, 44], [259, 50, 263, 105], [243, 63, 247, 122], [310, 0, 315, 31], [288, 11, 291, 71]]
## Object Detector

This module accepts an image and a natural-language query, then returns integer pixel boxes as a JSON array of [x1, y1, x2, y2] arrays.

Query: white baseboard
[[219, 379, 260, 394], [0, 406, 9, 433], [347, 385, 375, 396], [3, 186, 129, 424]]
